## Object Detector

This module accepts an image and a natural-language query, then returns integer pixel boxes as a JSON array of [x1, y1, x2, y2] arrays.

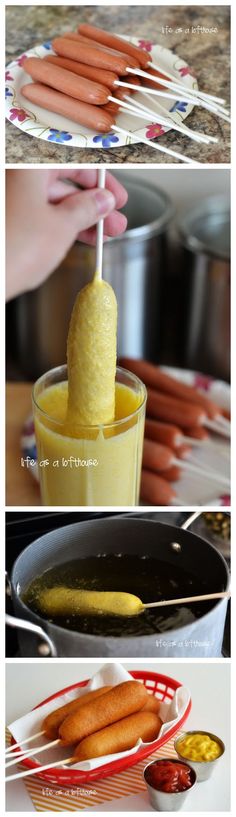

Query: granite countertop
[[6, 5, 230, 164]]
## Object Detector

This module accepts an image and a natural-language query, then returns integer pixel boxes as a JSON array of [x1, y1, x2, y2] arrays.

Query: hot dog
[[104, 79, 140, 114], [45, 55, 118, 90], [64, 32, 140, 69], [141, 470, 176, 505], [52, 37, 129, 75], [158, 465, 182, 482], [145, 419, 183, 448], [185, 426, 209, 440], [73, 711, 161, 761], [143, 438, 174, 472], [23, 57, 109, 105], [59, 680, 148, 746], [21, 83, 115, 132], [175, 444, 192, 459], [141, 66, 171, 91], [43, 687, 112, 740], [120, 358, 221, 419], [78, 23, 151, 69], [147, 389, 206, 428]]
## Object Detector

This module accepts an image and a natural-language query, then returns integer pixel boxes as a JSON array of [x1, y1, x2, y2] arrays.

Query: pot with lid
[[176, 194, 230, 380], [6, 513, 229, 659]]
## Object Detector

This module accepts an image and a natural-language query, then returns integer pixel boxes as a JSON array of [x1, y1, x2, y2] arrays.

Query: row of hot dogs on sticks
[[19, 23, 230, 159], [119, 359, 230, 505], [6, 681, 162, 781]]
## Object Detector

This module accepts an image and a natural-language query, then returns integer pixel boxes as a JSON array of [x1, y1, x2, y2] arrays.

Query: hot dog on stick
[[52, 37, 130, 75], [78, 23, 151, 68], [141, 470, 177, 505], [64, 32, 141, 69], [120, 358, 222, 419], [45, 54, 119, 90], [23, 57, 110, 105], [21, 83, 115, 132]]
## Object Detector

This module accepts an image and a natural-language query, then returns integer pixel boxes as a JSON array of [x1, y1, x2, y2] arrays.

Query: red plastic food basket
[[11, 670, 191, 785]]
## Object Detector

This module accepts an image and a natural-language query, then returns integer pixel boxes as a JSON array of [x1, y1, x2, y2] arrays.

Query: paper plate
[[5, 36, 196, 148], [21, 367, 230, 506]]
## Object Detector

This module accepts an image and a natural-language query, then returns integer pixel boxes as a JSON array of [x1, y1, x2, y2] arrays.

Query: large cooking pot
[[176, 194, 230, 380], [6, 513, 229, 658], [12, 174, 173, 379]]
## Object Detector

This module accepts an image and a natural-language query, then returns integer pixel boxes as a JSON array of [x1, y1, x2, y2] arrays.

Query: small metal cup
[[175, 731, 225, 782], [143, 757, 196, 811]]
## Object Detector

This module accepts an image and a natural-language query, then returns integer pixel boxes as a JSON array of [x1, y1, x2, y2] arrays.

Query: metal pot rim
[[177, 193, 230, 261], [11, 517, 230, 641], [79, 177, 174, 243]]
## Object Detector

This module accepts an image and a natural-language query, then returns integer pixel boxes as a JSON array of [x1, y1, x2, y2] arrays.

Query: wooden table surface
[[6, 383, 41, 506]]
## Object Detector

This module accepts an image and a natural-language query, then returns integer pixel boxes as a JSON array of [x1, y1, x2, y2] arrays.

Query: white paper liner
[[8, 662, 190, 771]]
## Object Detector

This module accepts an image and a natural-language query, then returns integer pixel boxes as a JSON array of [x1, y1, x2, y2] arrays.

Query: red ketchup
[[145, 760, 194, 793]]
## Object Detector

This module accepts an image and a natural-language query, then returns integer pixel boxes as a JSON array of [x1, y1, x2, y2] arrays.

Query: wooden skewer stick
[[205, 418, 230, 438], [172, 456, 230, 487], [127, 67, 230, 118], [111, 125, 201, 165], [148, 61, 226, 106], [144, 591, 230, 609], [181, 436, 209, 447], [109, 96, 212, 145], [214, 415, 230, 430], [95, 168, 106, 281], [5, 730, 45, 754], [122, 94, 216, 144], [5, 756, 74, 783], [135, 93, 218, 143], [116, 80, 199, 105], [5, 739, 61, 768], [127, 67, 226, 112]]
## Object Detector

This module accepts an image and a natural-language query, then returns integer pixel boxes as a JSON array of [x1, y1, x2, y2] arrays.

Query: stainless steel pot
[[177, 194, 230, 380], [6, 513, 229, 658], [12, 174, 174, 379]]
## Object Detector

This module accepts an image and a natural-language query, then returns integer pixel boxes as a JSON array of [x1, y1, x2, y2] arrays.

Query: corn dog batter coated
[[59, 681, 148, 745], [43, 686, 112, 739], [73, 711, 162, 760], [66, 273, 117, 430], [38, 587, 144, 617]]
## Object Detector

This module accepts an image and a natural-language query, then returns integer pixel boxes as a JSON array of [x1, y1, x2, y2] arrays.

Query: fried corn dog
[[142, 695, 161, 715], [73, 711, 162, 760], [43, 686, 112, 739], [59, 680, 148, 745]]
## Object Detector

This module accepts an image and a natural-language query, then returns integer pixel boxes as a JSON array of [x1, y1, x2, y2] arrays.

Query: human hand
[[6, 169, 128, 300]]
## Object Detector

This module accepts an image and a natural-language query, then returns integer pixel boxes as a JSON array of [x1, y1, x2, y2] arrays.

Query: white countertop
[[6, 660, 230, 812]]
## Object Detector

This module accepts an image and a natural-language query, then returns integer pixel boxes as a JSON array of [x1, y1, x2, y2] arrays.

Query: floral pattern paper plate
[[21, 367, 230, 506], [5, 36, 196, 148]]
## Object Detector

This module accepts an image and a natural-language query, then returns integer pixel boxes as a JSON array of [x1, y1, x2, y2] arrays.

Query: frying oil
[[22, 554, 221, 637]]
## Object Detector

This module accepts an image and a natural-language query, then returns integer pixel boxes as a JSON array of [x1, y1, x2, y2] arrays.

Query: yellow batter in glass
[[33, 272, 146, 506]]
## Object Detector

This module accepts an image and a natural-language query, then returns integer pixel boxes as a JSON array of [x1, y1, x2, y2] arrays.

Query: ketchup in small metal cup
[[143, 758, 196, 812]]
